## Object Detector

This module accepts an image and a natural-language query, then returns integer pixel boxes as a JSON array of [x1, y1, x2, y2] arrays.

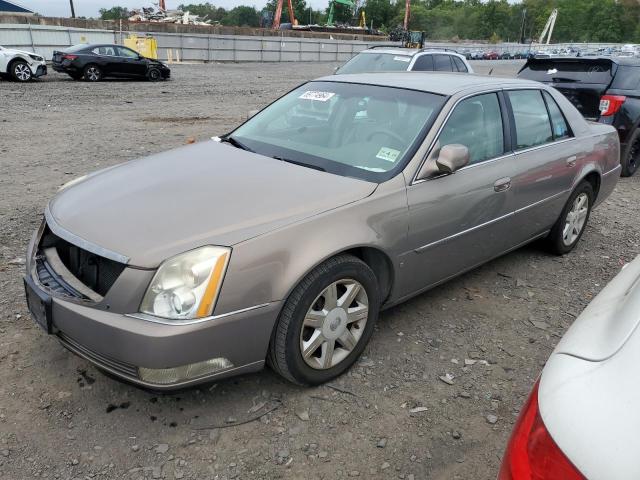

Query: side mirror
[[247, 109, 259, 120], [435, 144, 469, 174]]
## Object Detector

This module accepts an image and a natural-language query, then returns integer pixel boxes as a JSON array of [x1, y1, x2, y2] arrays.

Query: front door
[[399, 92, 518, 298], [116, 46, 147, 77]]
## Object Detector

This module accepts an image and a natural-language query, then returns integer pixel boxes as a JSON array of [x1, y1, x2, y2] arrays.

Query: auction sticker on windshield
[[394, 56, 411, 62], [299, 91, 336, 102], [376, 147, 401, 162]]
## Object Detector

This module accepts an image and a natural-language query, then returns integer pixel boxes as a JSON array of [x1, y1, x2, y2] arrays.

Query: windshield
[[519, 59, 615, 84], [229, 81, 444, 182], [336, 52, 413, 74]]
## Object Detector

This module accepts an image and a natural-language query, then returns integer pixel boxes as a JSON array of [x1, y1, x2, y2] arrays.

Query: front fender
[[214, 174, 409, 315]]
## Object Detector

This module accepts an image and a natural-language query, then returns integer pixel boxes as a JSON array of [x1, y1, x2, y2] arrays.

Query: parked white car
[[0, 45, 47, 82], [499, 256, 640, 479]]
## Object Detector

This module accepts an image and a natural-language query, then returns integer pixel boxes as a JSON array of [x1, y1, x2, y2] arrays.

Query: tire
[[10, 60, 32, 82], [83, 64, 102, 82], [621, 128, 640, 177], [147, 67, 161, 82], [268, 255, 380, 386], [545, 181, 594, 255]]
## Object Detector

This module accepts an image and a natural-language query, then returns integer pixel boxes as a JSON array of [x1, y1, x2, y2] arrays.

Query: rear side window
[[438, 93, 504, 165], [412, 54, 434, 71], [434, 55, 453, 72], [92, 46, 116, 56], [611, 66, 640, 90], [452, 57, 468, 73], [507, 90, 553, 149], [543, 92, 571, 140]]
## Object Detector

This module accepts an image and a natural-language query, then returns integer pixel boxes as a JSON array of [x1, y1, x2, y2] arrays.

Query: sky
[[19, 0, 329, 16]]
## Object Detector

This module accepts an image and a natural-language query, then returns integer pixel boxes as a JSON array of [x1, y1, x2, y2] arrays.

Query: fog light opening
[[138, 357, 233, 385]]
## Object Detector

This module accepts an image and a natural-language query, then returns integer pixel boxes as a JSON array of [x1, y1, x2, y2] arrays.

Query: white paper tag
[[299, 91, 335, 102], [376, 147, 401, 162], [394, 56, 411, 62]]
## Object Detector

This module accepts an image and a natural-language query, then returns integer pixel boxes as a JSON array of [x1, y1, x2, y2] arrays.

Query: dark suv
[[518, 57, 640, 176]]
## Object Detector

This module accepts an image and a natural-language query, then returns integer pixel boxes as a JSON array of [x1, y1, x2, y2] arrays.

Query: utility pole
[[69, 0, 76, 18], [519, 8, 526, 44]]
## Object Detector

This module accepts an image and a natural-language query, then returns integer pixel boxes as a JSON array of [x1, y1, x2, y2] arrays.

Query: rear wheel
[[83, 64, 102, 82], [10, 60, 32, 82], [268, 255, 380, 386], [621, 128, 640, 177], [545, 181, 594, 255]]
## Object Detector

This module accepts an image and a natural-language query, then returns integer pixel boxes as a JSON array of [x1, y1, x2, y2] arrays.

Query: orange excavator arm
[[273, 0, 296, 29], [159, 0, 166, 11]]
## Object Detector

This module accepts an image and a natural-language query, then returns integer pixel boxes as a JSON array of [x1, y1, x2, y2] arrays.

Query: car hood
[[48, 141, 377, 268], [2, 47, 37, 57]]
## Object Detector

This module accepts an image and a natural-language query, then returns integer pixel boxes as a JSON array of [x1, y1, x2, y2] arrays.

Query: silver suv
[[336, 47, 474, 75]]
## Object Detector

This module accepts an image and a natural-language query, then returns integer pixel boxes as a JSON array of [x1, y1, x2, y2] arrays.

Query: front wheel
[[11, 60, 32, 82], [83, 65, 102, 82], [268, 255, 380, 386], [546, 181, 594, 255], [147, 67, 161, 82]]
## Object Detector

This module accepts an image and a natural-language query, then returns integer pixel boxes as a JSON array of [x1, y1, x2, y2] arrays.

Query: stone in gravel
[[376, 438, 387, 448], [459, 391, 471, 399], [381, 462, 390, 470], [1, 449, 9, 457], [225, 416, 237, 424], [295, 408, 310, 421], [155, 444, 169, 454], [439, 373, 455, 385], [452, 431, 462, 439], [349, 471, 360, 477], [71, 458, 79, 465], [318, 451, 328, 459], [209, 429, 220, 443], [530, 320, 549, 330], [409, 406, 428, 414], [8, 257, 25, 265], [131, 445, 140, 452], [174, 470, 184, 479], [486, 414, 499, 424], [152, 466, 162, 479]]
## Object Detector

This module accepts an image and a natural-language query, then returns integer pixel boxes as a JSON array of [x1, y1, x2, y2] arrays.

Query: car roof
[[315, 72, 541, 96], [360, 47, 463, 57]]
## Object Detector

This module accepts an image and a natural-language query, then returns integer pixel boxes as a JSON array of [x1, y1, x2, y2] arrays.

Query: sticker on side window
[[376, 147, 401, 162], [299, 91, 335, 102], [394, 56, 411, 62]]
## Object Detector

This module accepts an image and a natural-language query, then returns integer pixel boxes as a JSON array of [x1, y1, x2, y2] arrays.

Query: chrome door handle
[[494, 177, 511, 192], [566, 155, 577, 167]]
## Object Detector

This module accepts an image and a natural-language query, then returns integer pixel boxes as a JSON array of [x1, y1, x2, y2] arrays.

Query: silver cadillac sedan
[[24, 73, 620, 390]]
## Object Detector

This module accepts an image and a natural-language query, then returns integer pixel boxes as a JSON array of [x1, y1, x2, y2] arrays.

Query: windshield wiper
[[551, 77, 579, 83], [220, 135, 253, 152], [273, 155, 326, 172]]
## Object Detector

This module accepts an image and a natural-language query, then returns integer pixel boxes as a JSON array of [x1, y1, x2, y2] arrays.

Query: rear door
[[91, 46, 119, 76], [505, 88, 580, 242], [517, 58, 616, 120]]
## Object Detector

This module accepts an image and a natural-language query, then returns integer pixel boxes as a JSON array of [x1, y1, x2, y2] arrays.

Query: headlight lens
[[29, 54, 43, 62], [140, 246, 231, 320]]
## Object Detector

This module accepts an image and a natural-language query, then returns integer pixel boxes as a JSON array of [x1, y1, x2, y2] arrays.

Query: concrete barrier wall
[[0, 23, 629, 63], [0, 24, 393, 62]]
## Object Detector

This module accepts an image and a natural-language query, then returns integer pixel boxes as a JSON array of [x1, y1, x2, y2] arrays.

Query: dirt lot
[[1, 60, 639, 480]]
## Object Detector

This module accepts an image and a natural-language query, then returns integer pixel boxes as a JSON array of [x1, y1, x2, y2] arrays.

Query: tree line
[[99, 0, 640, 43]]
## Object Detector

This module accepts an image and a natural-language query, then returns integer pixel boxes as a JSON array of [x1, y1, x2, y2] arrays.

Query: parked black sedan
[[52, 44, 170, 82]]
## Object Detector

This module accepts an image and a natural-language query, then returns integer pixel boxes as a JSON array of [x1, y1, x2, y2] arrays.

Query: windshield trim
[[227, 80, 446, 183]]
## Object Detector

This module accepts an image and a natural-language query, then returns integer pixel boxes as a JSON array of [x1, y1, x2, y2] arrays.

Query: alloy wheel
[[300, 279, 369, 370], [14, 63, 31, 81], [562, 193, 589, 246], [86, 67, 100, 81]]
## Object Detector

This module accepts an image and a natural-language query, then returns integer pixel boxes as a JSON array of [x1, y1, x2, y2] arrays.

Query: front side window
[[543, 91, 571, 140], [437, 93, 505, 165], [335, 52, 411, 74], [434, 55, 453, 72], [412, 54, 434, 71], [508, 90, 553, 149], [230, 81, 445, 182], [117, 46, 139, 58]]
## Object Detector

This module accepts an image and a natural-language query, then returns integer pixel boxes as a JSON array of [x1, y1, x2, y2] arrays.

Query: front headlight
[[140, 246, 231, 320], [29, 54, 43, 62]]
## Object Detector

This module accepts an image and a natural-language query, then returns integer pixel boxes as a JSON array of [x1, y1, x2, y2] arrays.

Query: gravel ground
[[1, 60, 639, 480]]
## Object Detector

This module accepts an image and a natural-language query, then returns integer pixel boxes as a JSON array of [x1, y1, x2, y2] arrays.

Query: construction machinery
[[272, 0, 296, 29], [538, 8, 558, 45], [326, 0, 356, 27]]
